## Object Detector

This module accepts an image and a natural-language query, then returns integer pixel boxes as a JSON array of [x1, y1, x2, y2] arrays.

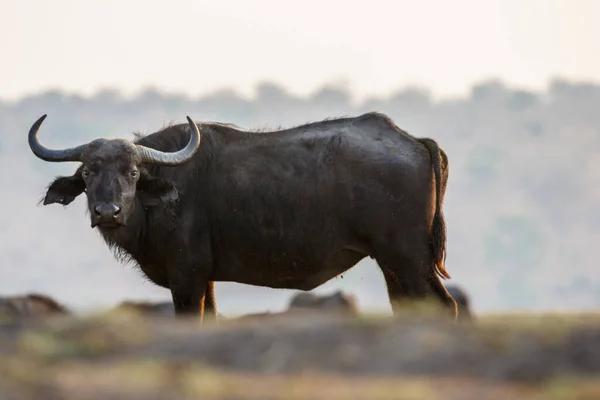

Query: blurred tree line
[[1, 78, 599, 312]]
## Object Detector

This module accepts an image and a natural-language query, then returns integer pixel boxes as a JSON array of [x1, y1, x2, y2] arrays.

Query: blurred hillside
[[1, 78, 599, 315]]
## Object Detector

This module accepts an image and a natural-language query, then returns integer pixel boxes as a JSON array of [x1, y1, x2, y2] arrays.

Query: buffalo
[[28, 112, 456, 320], [113, 292, 218, 321], [112, 290, 358, 320], [445, 284, 473, 320], [114, 295, 219, 321], [0, 293, 70, 319], [231, 290, 361, 321], [114, 300, 175, 317], [288, 290, 359, 314]]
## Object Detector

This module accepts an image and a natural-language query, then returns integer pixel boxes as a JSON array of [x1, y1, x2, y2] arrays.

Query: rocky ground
[[1, 308, 600, 399]]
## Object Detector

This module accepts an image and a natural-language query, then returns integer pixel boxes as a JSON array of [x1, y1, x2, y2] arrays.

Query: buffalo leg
[[202, 281, 219, 322], [169, 267, 209, 319], [374, 238, 457, 320], [171, 289, 203, 317], [429, 274, 459, 318]]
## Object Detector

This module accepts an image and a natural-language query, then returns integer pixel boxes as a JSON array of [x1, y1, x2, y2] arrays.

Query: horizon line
[[2, 76, 598, 105]]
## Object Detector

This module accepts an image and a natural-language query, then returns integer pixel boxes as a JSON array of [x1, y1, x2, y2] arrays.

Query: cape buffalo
[[113, 290, 358, 320], [28, 112, 457, 319], [445, 284, 472, 320], [114, 296, 220, 321], [0, 293, 71, 319], [288, 290, 359, 314], [114, 300, 175, 317], [230, 290, 360, 322]]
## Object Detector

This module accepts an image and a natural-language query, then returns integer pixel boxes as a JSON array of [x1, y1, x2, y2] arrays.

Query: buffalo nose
[[94, 203, 121, 219]]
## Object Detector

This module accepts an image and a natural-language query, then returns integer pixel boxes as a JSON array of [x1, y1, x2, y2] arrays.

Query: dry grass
[[1, 308, 599, 399]]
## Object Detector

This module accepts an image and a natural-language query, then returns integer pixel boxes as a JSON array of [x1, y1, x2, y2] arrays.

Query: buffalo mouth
[[91, 220, 124, 229]]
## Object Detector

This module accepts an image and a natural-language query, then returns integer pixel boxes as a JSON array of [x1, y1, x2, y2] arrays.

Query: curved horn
[[136, 116, 201, 166], [28, 114, 87, 162]]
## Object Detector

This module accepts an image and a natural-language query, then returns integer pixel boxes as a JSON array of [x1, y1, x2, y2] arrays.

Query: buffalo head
[[28, 115, 201, 229]]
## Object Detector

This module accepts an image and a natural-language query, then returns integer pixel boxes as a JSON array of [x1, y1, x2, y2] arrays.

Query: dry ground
[[1, 306, 600, 399]]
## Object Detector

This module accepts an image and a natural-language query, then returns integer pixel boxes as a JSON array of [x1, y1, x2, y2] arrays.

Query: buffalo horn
[[136, 116, 201, 166], [28, 114, 87, 162]]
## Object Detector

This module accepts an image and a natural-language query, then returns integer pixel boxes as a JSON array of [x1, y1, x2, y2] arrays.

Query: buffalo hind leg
[[375, 240, 457, 320], [429, 274, 459, 317]]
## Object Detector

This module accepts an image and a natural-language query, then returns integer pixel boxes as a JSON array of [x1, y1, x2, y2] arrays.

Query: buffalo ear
[[137, 174, 179, 207], [41, 175, 86, 206]]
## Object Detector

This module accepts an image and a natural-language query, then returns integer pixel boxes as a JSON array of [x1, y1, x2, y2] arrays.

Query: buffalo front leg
[[201, 281, 219, 322], [168, 265, 210, 319]]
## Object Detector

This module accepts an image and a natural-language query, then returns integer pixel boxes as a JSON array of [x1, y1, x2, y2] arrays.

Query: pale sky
[[1, 0, 599, 102]]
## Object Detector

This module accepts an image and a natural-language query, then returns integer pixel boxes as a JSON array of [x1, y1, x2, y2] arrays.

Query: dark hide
[[39, 112, 456, 319]]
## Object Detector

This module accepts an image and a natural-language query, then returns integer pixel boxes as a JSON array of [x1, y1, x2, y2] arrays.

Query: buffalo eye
[[82, 169, 91, 178], [130, 170, 138, 178]]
